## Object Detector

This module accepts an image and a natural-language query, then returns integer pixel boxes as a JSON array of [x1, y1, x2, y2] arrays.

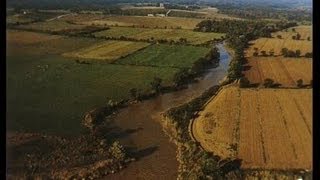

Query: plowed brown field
[[243, 57, 312, 87], [193, 86, 312, 170]]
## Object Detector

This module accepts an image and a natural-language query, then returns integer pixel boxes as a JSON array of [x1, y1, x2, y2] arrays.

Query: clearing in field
[[243, 57, 312, 87], [115, 44, 210, 68], [94, 27, 224, 45], [63, 41, 150, 62], [246, 37, 312, 57], [193, 86, 312, 170], [272, 26, 312, 41]]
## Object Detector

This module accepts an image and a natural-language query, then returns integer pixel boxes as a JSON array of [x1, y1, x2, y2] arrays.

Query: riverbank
[[103, 42, 232, 179], [7, 42, 231, 179]]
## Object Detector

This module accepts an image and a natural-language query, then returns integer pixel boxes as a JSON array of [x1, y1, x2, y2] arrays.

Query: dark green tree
[[296, 79, 303, 88], [150, 77, 162, 93], [263, 78, 275, 88]]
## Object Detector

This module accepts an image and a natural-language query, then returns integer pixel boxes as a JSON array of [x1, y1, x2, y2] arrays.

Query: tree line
[[194, 19, 298, 82]]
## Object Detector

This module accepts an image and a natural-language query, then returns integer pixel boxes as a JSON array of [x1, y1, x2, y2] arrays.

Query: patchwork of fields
[[193, 86, 312, 170], [242, 26, 313, 88], [63, 40, 150, 62], [17, 20, 89, 32], [7, 29, 210, 134], [243, 57, 312, 87], [65, 15, 204, 29], [94, 27, 224, 45]]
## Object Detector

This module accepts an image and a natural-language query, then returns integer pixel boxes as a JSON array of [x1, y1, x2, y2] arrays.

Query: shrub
[[253, 52, 259, 56], [129, 88, 137, 100], [150, 77, 162, 93], [239, 77, 250, 88], [109, 141, 126, 161], [263, 78, 275, 88], [295, 49, 301, 57], [292, 36, 296, 40], [269, 49, 275, 56], [305, 52, 312, 58], [281, 48, 288, 56], [297, 79, 303, 88], [260, 50, 267, 56], [276, 35, 282, 39]]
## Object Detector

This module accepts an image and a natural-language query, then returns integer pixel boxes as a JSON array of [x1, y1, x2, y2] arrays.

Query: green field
[[116, 44, 210, 68], [7, 31, 182, 135], [94, 27, 224, 45]]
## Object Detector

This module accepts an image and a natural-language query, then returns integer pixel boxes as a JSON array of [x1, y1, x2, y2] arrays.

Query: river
[[106, 43, 231, 180]]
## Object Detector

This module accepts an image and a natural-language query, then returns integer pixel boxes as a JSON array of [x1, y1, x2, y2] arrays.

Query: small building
[[159, 3, 164, 7], [147, 14, 154, 17]]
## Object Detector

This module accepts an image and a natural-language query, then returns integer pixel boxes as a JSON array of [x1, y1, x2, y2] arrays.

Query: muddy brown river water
[[106, 43, 231, 180]]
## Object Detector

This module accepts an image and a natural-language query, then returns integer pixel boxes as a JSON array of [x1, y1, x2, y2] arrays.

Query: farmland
[[116, 44, 210, 68], [192, 86, 312, 170], [65, 15, 204, 29], [63, 40, 150, 62], [7, 14, 35, 24], [272, 25, 312, 41], [7, 30, 186, 135], [7, 30, 61, 45], [16, 20, 92, 33], [243, 57, 312, 87], [246, 37, 312, 57], [94, 27, 224, 45], [7, 30, 103, 55]]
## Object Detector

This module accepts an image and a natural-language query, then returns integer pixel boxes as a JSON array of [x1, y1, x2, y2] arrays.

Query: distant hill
[[7, 0, 312, 9]]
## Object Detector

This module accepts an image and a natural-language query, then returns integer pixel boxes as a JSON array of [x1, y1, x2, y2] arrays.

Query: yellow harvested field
[[272, 26, 312, 41], [243, 57, 312, 87], [68, 15, 204, 29], [193, 86, 312, 170], [63, 40, 150, 62], [246, 38, 312, 57], [6, 30, 61, 45], [193, 86, 240, 158]]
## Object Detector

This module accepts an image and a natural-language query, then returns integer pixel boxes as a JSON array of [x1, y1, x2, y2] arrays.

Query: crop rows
[[193, 87, 312, 170]]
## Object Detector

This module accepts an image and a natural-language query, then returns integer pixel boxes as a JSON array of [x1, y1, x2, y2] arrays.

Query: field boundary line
[[275, 93, 298, 160], [233, 87, 241, 157], [276, 59, 296, 86], [291, 94, 311, 135], [255, 60, 264, 84], [256, 91, 267, 164]]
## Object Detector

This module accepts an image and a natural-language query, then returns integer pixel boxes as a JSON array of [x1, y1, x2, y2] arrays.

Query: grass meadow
[[115, 44, 210, 68]]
